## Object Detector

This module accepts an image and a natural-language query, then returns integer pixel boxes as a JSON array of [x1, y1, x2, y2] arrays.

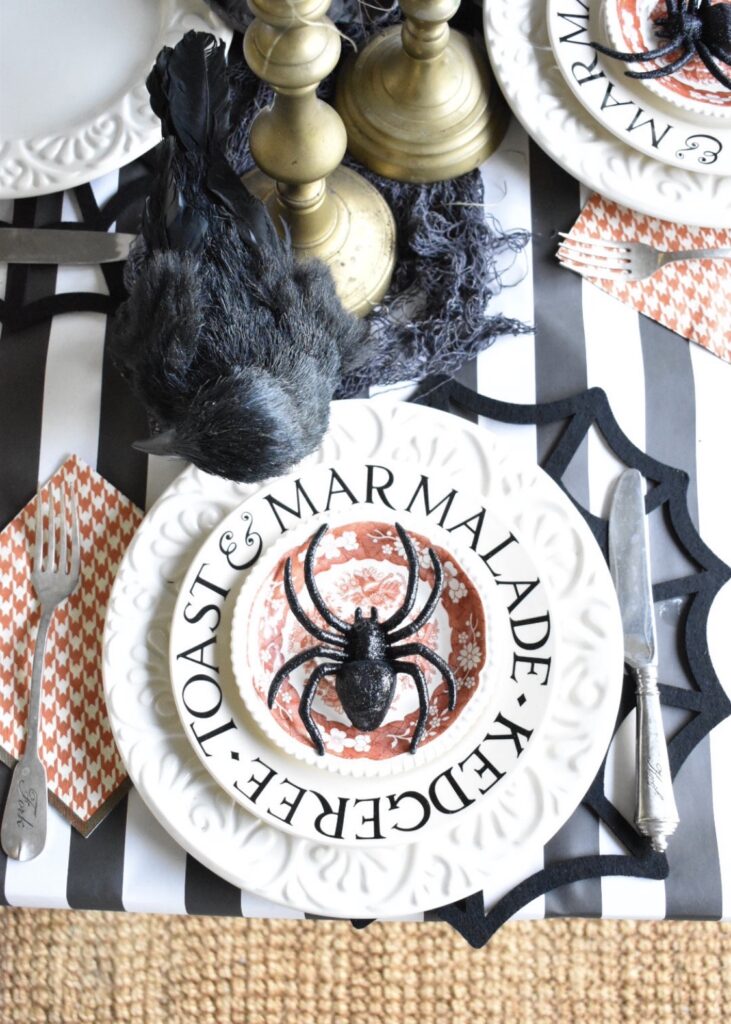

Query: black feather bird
[[111, 31, 369, 482]]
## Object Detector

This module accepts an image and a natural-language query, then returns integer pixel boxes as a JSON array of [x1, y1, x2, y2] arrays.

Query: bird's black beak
[[132, 427, 179, 457]]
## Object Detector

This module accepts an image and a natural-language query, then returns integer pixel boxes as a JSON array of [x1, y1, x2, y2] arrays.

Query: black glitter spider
[[267, 523, 458, 755], [593, 0, 731, 89]]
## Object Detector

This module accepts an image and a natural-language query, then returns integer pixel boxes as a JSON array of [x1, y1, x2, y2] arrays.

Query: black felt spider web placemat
[[348, 377, 731, 948]]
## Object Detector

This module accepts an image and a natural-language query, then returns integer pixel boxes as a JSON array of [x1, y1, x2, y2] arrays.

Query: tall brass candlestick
[[336, 0, 507, 182], [243, 0, 396, 316]]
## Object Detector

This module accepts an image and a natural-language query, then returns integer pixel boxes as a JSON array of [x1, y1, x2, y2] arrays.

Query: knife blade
[[609, 468, 657, 671], [609, 468, 679, 853], [0, 227, 136, 265]]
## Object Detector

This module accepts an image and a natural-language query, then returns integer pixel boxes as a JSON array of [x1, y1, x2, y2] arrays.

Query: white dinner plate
[[483, 0, 731, 226], [548, 0, 730, 175], [167, 463, 548, 845], [103, 401, 623, 918], [0, 0, 231, 199]]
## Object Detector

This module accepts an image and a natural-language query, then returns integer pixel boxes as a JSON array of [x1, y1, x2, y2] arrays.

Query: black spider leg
[[592, 36, 685, 64], [268, 645, 346, 707], [388, 548, 444, 644], [380, 523, 420, 630], [388, 643, 457, 711], [628, 45, 695, 79], [283, 557, 346, 647], [300, 664, 341, 755], [393, 661, 430, 753], [697, 41, 731, 89], [304, 525, 350, 633]]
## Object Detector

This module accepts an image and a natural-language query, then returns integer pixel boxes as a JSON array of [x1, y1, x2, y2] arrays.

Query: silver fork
[[1, 486, 80, 861], [557, 232, 731, 282]]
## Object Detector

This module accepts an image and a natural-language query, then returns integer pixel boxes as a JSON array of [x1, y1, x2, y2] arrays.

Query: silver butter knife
[[0, 227, 136, 264], [609, 468, 679, 853]]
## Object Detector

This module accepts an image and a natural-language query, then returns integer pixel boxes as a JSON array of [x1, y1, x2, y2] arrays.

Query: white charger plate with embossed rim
[[0, 0, 230, 200], [103, 401, 623, 918], [483, 0, 731, 226], [548, 0, 731, 175]]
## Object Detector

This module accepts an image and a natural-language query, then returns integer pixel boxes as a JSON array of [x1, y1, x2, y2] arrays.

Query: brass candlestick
[[242, 0, 396, 316], [336, 1, 507, 183]]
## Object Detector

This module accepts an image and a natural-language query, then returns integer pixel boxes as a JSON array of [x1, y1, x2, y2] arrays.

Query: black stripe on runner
[[94, 161, 148, 507], [65, 162, 148, 908], [66, 797, 128, 910], [528, 142, 601, 919], [0, 194, 63, 529], [639, 316, 723, 920], [0, 193, 64, 903], [184, 855, 243, 916], [452, 359, 479, 423]]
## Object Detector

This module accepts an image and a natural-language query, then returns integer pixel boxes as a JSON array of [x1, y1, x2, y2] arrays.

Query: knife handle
[[634, 665, 679, 853]]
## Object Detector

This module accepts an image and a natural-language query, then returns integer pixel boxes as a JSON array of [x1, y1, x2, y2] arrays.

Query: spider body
[[335, 609, 395, 732], [593, 0, 731, 90], [267, 523, 458, 755]]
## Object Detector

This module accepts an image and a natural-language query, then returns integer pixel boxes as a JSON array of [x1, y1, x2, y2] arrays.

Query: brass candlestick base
[[243, 0, 395, 317], [243, 166, 396, 318], [336, 6, 507, 183]]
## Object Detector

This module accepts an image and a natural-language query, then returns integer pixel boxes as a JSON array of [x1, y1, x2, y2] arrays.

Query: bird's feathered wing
[[112, 30, 370, 483]]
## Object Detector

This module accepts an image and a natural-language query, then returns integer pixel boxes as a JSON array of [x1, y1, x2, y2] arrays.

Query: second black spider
[[268, 522, 458, 755]]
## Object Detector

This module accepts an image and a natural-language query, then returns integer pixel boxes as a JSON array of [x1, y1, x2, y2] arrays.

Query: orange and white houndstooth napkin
[[564, 194, 731, 363], [0, 455, 143, 836]]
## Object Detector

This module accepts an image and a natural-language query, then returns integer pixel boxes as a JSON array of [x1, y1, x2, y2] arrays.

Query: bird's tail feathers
[[146, 31, 229, 158], [142, 138, 209, 253]]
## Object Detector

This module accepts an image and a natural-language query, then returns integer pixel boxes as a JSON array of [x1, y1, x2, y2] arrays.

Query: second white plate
[[483, 0, 731, 226], [548, 0, 730, 175]]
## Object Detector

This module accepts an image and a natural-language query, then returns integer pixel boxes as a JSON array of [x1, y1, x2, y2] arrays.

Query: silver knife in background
[[0, 227, 136, 265], [609, 468, 679, 853]]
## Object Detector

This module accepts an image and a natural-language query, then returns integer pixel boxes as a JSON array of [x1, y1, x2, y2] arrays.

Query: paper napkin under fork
[[0, 455, 142, 836], [564, 194, 731, 363]]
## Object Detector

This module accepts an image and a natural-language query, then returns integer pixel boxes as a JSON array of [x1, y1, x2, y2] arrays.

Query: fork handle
[[0, 608, 52, 860], [659, 247, 731, 267], [25, 607, 53, 756]]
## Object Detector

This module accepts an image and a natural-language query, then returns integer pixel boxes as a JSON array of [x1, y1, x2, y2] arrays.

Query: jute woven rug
[[0, 908, 728, 1024]]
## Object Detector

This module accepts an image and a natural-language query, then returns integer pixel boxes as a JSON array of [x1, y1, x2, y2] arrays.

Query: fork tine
[[33, 492, 44, 573], [60, 487, 69, 575], [557, 248, 630, 273], [558, 240, 631, 265], [558, 257, 631, 281], [69, 495, 81, 582], [557, 232, 632, 252], [47, 485, 56, 572]]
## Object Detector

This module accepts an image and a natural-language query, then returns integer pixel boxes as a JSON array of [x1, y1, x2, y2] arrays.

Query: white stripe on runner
[[240, 890, 305, 919], [121, 789, 187, 914], [145, 456, 188, 510], [582, 282, 645, 518], [689, 341, 731, 920], [477, 120, 537, 465], [0, 199, 12, 300], [37, 187, 112, 484], [3, 804, 71, 909]]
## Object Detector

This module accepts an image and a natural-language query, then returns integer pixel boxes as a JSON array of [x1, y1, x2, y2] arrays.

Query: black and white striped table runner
[[0, 122, 729, 922]]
